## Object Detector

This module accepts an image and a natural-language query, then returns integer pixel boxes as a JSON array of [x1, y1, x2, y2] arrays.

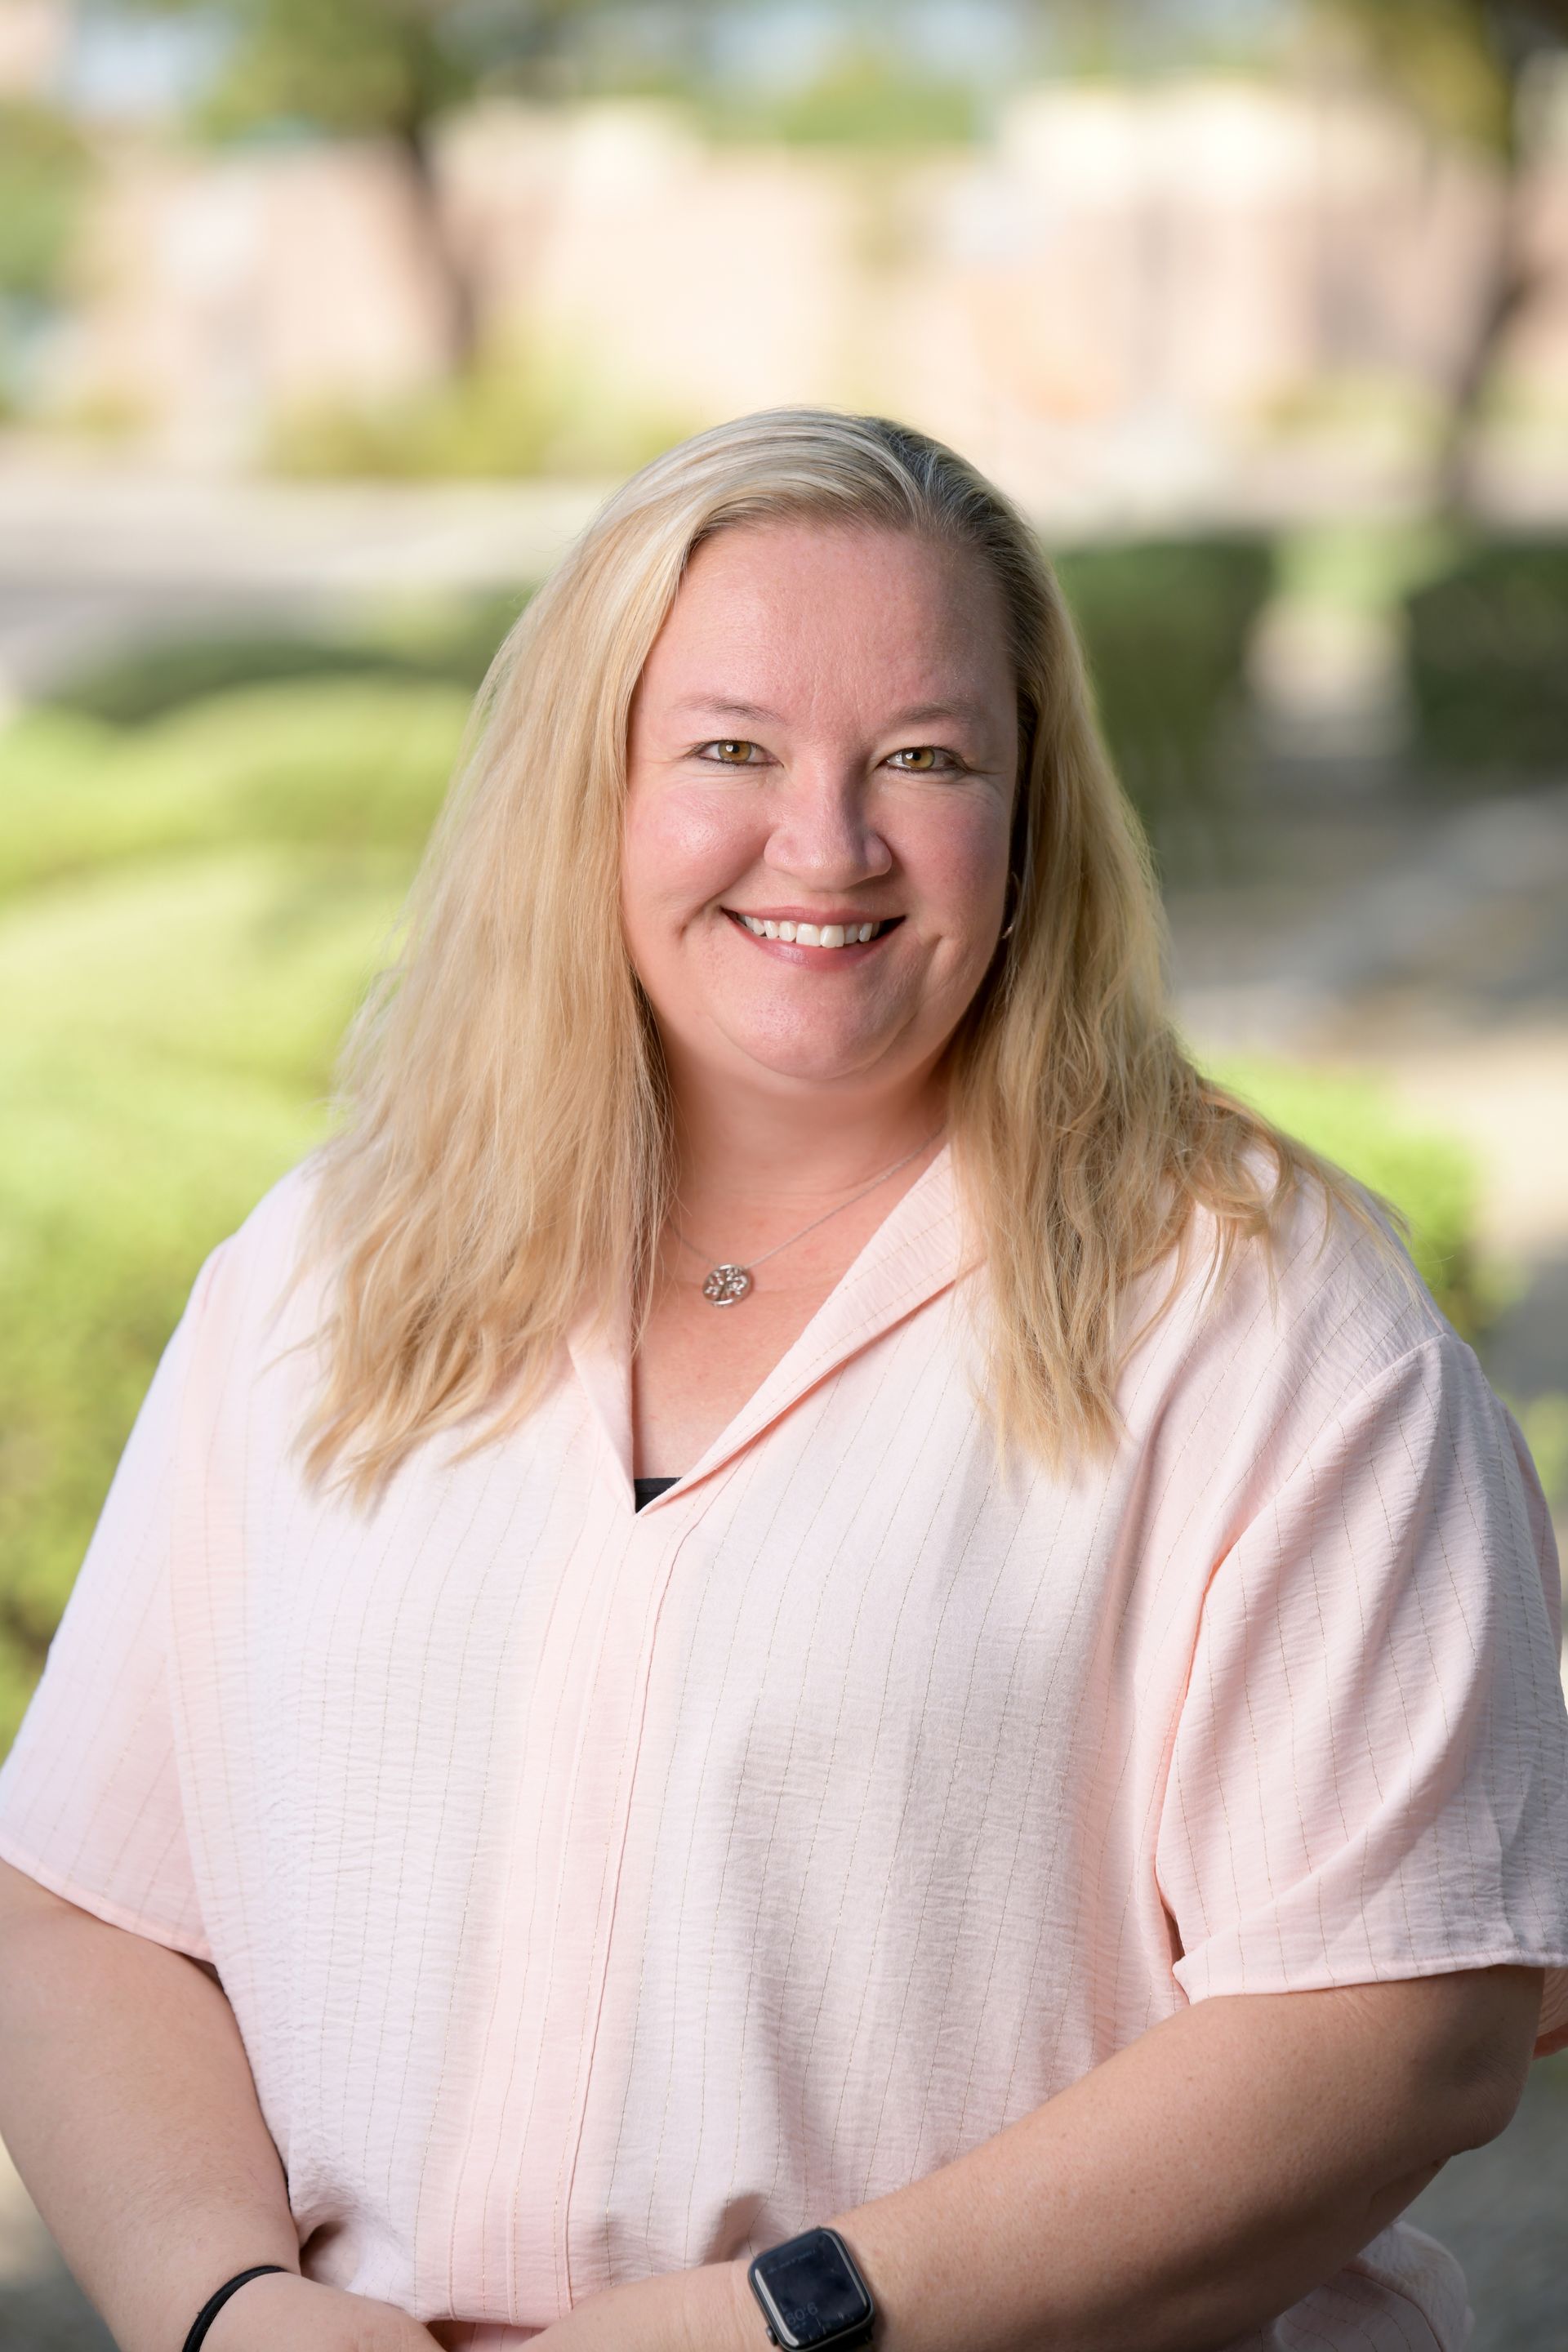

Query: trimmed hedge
[[0, 679, 464, 1745], [1054, 537, 1275, 876], [1405, 537, 1568, 777], [0, 676, 470, 897], [45, 594, 530, 728]]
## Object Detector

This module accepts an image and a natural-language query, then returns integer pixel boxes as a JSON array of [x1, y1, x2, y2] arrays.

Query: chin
[[706, 1018, 881, 1086]]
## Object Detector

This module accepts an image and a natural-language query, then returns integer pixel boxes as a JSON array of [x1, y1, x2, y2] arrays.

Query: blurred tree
[[0, 102, 92, 301], [1034, 2, 1568, 500], [0, 100, 93, 412], [1303, 0, 1568, 505], [122, 0, 626, 363]]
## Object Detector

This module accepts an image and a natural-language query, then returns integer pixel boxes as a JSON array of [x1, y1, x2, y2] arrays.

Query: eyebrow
[[670, 695, 995, 730], [670, 697, 782, 724]]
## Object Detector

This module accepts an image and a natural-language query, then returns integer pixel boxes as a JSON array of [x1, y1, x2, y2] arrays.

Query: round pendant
[[702, 1263, 753, 1307]]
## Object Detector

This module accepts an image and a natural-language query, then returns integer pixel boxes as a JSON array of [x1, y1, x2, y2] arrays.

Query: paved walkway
[[0, 465, 608, 709], [1407, 2051, 1568, 2350]]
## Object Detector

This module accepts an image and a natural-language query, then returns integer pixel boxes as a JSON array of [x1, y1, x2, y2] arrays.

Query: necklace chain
[[672, 1128, 945, 1305]]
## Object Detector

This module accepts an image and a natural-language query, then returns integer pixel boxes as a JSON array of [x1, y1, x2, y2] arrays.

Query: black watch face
[[751, 2229, 871, 2349]]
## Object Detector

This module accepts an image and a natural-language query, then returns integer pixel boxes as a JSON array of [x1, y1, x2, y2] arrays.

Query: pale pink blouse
[[2, 1144, 1566, 2352]]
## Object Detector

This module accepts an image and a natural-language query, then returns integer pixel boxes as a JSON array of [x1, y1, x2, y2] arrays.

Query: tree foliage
[[125, 0, 629, 357], [1303, 0, 1568, 154], [0, 101, 93, 303], [140, 0, 618, 148]]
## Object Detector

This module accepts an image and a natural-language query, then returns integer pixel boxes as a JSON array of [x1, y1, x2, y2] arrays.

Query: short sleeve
[[0, 1243, 229, 1962], [1155, 1333, 1568, 2060]]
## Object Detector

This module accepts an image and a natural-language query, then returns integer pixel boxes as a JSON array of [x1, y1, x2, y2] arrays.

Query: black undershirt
[[634, 1476, 679, 1511]]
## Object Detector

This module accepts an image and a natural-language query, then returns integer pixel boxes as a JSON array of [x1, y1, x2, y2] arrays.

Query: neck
[[664, 1058, 947, 1248]]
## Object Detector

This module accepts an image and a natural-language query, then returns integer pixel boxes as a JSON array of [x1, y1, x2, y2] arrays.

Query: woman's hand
[[523, 2257, 756, 2352], [204, 2270, 444, 2352], [203, 2253, 757, 2352]]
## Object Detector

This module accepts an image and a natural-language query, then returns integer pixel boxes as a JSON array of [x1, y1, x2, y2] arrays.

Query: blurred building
[[0, 0, 68, 96], [29, 67, 1568, 492], [1511, 62, 1568, 424], [50, 140, 459, 467]]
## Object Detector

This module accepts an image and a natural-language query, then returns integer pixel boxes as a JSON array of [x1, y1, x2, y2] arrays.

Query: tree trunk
[[1432, 172, 1536, 515], [394, 118, 479, 375]]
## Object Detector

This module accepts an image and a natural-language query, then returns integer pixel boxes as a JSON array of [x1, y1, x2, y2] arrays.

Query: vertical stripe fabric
[[1, 1143, 1565, 2351]]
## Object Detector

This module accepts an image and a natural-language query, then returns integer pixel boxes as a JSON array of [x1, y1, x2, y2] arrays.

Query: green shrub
[[126, 677, 470, 855], [47, 631, 444, 727], [1205, 1054, 1486, 1338], [0, 675, 469, 897], [0, 836, 411, 1750], [371, 589, 533, 693], [0, 1035, 326, 1712], [0, 667, 465, 1747], [1053, 537, 1275, 878], [1405, 537, 1568, 776], [270, 342, 698, 481], [43, 595, 529, 728], [0, 847, 407, 1093], [700, 52, 982, 146], [0, 101, 93, 305], [1509, 1392, 1568, 1525]]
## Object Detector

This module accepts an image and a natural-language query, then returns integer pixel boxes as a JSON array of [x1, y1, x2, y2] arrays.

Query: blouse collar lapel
[[566, 1140, 977, 1509]]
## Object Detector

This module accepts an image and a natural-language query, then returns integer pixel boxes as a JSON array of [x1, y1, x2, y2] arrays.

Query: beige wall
[[38, 73, 1568, 478], [0, 0, 69, 98]]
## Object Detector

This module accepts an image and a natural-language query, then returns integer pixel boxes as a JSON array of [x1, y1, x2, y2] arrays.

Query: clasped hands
[[207, 2252, 760, 2352], [515, 2256, 759, 2352]]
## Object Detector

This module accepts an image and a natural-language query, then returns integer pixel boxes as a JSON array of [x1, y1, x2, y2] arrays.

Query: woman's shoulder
[[193, 1149, 333, 1344], [1146, 1152, 1463, 1433], [1105, 1155, 1544, 1579]]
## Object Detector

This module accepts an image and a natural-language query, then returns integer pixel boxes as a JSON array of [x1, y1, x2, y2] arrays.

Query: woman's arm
[[819, 1963, 1543, 2352], [0, 1857, 436, 2352], [532, 1963, 1544, 2352]]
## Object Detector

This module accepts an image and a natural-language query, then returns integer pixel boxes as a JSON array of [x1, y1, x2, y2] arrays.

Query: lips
[[724, 909, 902, 951]]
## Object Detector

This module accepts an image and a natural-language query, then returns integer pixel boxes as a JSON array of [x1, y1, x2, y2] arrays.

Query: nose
[[762, 757, 893, 891]]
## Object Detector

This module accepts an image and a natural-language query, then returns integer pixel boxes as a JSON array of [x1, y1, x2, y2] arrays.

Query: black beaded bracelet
[[180, 2264, 290, 2352]]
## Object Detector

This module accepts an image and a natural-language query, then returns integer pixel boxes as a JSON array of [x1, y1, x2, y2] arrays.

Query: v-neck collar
[[565, 1140, 977, 1512]]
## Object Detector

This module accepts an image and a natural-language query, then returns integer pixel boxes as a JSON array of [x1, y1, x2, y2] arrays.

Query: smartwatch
[[746, 2225, 876, 2350]]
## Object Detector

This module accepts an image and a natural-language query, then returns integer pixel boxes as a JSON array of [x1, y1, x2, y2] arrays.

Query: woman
[[0, 410, 1564, 2352]]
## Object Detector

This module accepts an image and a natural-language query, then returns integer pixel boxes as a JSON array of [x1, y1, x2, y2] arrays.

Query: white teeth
[[733, 914, 889, 947]]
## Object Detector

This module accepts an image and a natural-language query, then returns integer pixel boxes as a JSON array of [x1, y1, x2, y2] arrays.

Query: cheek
[[622, 786, 760, 918], [904, 800, 1011, 936]]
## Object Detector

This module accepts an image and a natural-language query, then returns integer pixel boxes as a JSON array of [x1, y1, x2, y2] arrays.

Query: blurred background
[[1, 0, 1566, 2342]]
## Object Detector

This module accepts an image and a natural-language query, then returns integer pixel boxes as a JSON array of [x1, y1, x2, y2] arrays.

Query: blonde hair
[[294, 407, 1405, 1505]]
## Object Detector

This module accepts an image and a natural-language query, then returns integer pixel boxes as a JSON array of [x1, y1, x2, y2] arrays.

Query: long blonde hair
[[295, 407, 1402, 1504]]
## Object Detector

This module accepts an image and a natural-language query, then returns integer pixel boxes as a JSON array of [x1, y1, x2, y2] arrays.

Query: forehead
[[636, 519, 1015, 717]]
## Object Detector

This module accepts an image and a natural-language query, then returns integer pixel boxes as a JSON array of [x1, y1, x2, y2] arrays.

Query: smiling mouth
[[724, 911, 901, 950]]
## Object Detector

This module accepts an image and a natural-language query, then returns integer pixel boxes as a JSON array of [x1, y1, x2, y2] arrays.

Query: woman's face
[[621, 520, 1020, 1107]]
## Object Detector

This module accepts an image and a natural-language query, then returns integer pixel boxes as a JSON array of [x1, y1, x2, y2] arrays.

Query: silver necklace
[[673, 1129, 945, 1306]]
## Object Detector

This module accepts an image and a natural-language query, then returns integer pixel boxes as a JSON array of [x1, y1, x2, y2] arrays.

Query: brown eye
[[706, 740, 758, 764], [890, 746, 949, 772]]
